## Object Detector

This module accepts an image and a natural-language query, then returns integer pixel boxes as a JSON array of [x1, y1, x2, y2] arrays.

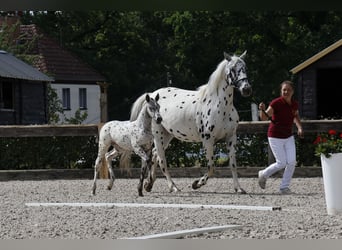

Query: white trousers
[[261, 136, 297, 190]]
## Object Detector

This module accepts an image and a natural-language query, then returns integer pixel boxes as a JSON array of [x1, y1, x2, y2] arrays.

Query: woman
[[258, 80, 304, 194]]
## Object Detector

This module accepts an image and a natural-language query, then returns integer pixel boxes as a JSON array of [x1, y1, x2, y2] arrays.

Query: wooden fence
[[1, 120, 342, 138], [1, 120, 342, 178]]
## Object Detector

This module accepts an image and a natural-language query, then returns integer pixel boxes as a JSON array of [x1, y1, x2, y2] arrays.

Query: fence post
[[97, 123, 109, 179]]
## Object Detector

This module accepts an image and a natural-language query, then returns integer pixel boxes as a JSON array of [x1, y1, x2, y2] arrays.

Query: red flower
[[314, 136, 322, 145], [328, 129, 337, 136], [314, 130, 342, 157]]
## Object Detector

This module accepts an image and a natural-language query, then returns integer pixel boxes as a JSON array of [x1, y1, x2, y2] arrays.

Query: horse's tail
[[130, 93, 150, 121], [119, 151, 132, 176]]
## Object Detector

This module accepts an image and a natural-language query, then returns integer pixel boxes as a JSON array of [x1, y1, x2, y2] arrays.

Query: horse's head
[[145, 93, 162, 124], [224, 51, 252, 97]]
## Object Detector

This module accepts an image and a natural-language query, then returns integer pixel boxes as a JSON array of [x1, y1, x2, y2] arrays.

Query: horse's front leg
[[226, 134, 246, 194], [192, 140, 215, 189]]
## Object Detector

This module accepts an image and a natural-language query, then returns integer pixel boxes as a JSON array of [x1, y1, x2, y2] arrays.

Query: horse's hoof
[[235, 188, 247, 194], [144, 182, 153, 192], [170, 186, 180, 193], [138, 191, 144, 197], [192, 180, 200, 190], [107, 186, 112, 191]]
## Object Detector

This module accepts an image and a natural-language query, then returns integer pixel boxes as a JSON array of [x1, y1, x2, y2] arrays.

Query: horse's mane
[[198, 55, 238, 98]]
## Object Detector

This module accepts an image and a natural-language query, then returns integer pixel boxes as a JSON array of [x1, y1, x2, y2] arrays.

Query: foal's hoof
[[107, 186, 112, 191], [192, 180, 200, 190], [138, 190, 144, 197]]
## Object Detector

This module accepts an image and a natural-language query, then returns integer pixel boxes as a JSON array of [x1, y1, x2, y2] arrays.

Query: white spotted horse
[[128, 51, 252, 194], [92, 94, 162, 196]]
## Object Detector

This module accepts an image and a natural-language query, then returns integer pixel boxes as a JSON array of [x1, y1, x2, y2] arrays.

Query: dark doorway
[[316, 68, 342, 119]]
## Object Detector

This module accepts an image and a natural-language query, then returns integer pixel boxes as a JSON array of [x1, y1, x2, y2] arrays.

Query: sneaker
[[258, 171, 267, 189], [279, 188, 293, 195]]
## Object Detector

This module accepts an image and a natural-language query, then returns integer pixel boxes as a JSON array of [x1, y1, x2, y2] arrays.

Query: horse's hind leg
[[105, 147, 119, 191], [226, 133, 246, 194], [151, 124, 180, 193]]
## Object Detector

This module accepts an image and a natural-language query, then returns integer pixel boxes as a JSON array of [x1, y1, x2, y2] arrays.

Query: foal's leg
[[226, 133, 246, 194], [132, 145, 151, 197], [105, 147, 119, 191], [92, 144, 109, 195], [92, 154, 102, 195], [144, 147, 158, 192]]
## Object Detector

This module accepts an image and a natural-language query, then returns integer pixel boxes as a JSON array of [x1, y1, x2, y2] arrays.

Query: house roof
[[290, 39, 342, 74], [0, 50, 53, 82], [20, 24, 106, 83]]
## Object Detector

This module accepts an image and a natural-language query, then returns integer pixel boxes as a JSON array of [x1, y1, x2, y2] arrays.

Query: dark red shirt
[[267, 97, 298, 138]]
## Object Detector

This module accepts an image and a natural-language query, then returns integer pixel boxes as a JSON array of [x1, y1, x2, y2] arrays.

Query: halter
[[224, 58, 248, 88]]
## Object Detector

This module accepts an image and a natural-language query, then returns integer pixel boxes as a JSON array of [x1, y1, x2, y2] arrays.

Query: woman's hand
[[297, 127, 304, 138], [259, 102, 266, 111]]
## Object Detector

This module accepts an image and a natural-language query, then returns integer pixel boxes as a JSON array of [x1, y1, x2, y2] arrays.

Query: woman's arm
[[258, 102, 273, 121], [293, 110, 304, 138]]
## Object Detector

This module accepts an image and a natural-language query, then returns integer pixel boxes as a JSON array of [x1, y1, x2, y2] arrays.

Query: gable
[[291, 39, 342, 74], [20, 25, 106, 84]]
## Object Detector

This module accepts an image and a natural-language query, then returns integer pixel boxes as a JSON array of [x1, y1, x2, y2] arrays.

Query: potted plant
[[314, 129, 342, 215]]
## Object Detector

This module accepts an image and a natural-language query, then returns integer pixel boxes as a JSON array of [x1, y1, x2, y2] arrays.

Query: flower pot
[[321, 153, 342, 215]]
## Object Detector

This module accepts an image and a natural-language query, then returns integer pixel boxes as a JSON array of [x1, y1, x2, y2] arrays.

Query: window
[[0, 81, 14, 110], [79, 88, 87, 110], [62, 88, 70, 110]]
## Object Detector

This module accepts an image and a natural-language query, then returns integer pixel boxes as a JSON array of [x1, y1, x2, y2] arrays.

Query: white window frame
[[62, 88, 70, 110], [79, 88, 87, 110]]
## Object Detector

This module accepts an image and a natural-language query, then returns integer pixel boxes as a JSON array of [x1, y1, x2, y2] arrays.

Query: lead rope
[[251, 96, 276, 124]]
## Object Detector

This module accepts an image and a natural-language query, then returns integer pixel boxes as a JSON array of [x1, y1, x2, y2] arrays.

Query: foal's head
[[145, 93, 162, 124]]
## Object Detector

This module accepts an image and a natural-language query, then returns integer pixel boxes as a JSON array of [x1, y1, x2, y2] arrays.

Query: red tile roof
[[20, 24, 106, 83]]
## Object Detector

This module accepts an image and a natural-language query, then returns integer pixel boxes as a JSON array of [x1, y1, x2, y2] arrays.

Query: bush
[[0, 133, 320, 170], [0, 136, 97, 169]]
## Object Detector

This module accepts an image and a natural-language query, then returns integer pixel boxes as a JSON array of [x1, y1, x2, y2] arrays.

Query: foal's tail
[[119, 151, 132, 175], [130, 93, 151, 121]]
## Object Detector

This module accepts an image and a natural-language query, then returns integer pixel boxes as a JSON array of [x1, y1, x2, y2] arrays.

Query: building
[[291, 39, 342, 119], [19, 24, 108, 124], [0, 50, 53, 125]]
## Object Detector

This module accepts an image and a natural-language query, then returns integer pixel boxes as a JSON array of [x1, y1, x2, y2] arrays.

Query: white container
[[321, 153, 342, 215]]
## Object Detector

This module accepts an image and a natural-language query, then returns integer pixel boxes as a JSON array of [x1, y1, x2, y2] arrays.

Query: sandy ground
[[0, 176, 341, 239]]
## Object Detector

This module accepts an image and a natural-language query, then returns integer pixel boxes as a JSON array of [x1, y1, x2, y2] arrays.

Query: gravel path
[[1, 177, 341, 239]]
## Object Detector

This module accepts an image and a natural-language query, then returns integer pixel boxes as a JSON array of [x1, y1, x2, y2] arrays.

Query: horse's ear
[[155, 93, 160, 102], [224, 52, 231, 61], [240, 50, 247, 59], [145, 94, 150, 102]]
